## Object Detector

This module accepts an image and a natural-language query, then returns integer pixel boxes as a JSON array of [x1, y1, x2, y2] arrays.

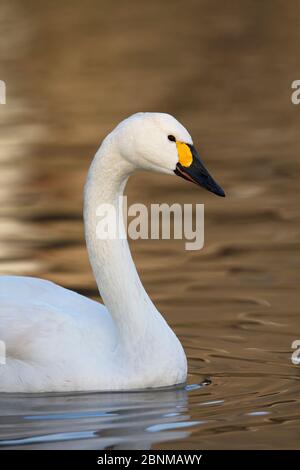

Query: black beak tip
[[214, 186, 226, 197], [174, 160, 226, 197], [207, 178, 226, 197]]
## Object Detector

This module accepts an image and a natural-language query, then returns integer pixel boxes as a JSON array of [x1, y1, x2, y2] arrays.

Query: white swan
[[0, 113, 224, 393]]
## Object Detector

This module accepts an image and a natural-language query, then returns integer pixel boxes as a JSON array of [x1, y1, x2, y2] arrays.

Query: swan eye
[[168, 135, 176, 142]]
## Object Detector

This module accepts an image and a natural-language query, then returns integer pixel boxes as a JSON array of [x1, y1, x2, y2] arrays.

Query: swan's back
[[0, 276, 116, 392]]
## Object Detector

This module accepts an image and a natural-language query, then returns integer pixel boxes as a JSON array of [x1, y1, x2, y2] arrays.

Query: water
[[0, 0, 299, 449]]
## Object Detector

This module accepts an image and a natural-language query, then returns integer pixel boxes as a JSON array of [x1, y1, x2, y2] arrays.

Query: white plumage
[[0, 113, 193, 392]]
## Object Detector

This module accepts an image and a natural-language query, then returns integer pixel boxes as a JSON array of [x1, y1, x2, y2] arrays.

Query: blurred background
[[0, 0, 299, 450]]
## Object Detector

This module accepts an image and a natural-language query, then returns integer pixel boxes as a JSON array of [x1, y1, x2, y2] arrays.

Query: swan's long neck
[[83, 136, 161, 340]]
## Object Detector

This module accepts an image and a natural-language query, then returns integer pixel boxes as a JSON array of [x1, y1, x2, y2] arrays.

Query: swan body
[[0, 113, 224, 392], [0, 276, 184, 392]]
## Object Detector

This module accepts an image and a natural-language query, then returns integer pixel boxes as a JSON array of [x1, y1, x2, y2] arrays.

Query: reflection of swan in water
[[0, 384, 207, 450]]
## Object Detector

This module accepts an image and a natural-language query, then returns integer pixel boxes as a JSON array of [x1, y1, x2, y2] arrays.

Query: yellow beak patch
[[176, 142, 193, 167]]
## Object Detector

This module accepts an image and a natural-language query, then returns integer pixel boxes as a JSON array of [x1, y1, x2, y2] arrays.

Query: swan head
[[114, 112, 225, 197]]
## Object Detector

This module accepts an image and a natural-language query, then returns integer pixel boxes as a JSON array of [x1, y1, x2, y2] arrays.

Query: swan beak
[[174, 144, 225, 197]]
